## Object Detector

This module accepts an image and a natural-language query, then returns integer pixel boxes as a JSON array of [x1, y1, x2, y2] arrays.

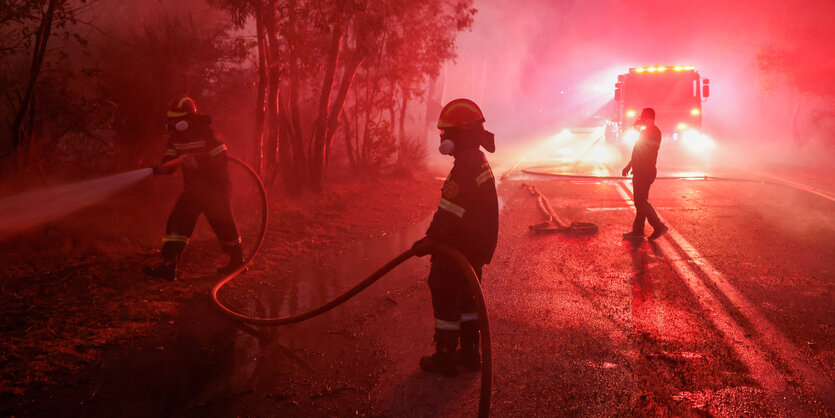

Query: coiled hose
[[216, 156, 492, 417]]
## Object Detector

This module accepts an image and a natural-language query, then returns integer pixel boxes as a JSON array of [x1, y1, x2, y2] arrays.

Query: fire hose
[[524, 183, 599, 235], [521, 165, 835, 203], [215, 156, 493, 417]]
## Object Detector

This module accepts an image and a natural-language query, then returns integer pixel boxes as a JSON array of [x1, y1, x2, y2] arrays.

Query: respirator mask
[[439, 139, 455, 155], [167, 118, 189, 132], [438, 129, 496, 155], [438, 129, 495, 155]]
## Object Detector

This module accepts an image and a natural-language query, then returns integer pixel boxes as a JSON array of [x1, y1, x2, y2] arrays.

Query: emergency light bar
[[631, 65, 695, 73]]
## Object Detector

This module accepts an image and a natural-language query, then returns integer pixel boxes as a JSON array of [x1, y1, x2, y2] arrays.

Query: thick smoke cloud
[[443, 0, 835, 162]]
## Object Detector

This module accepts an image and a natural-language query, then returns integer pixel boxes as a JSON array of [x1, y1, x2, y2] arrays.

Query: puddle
[[251, 216, 432, 320]]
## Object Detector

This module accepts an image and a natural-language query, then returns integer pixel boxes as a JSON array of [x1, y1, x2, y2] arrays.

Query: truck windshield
[[625, 75, 698, 111]]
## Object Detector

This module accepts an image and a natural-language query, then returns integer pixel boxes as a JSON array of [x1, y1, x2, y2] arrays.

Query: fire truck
[[609, 65, 710, 144]]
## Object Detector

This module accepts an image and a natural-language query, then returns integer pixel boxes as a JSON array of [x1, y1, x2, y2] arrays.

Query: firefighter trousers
[[427, 253, 483, 339], [631, 175, 663, 233], [161, 189, 241, 262]]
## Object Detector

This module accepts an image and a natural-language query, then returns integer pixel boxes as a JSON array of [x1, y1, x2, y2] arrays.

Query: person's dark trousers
[[161, 190, 240, 261], [427, 253, 483, 338], [631, 175, 663, 234]]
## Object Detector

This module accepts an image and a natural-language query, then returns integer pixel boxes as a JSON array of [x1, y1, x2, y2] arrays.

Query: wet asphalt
[[365, 156, 835, 416], [27, 155, 830, 417], [245, 158, 835, 417]]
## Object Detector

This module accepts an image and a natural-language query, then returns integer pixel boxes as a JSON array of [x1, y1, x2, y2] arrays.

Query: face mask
[[439, 139, 455, 155], [167, 119, 189, 132]]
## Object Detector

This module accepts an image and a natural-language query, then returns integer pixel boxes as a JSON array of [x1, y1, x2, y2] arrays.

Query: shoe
[[622, 231, 644, 239], [144, 261, 178, 281], [457, 348, 481, 372], [648, 225, 669, 241], [218, 255, 245, 276], [420, 330, 458, 377], [420, 350, 458, 377], [458, 322, 481, 372]]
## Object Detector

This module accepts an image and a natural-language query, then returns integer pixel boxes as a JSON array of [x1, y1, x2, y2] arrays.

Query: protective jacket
[[161, 116, 230, 194], [427, 147, 499, 266], [158, 116, 239, 263]]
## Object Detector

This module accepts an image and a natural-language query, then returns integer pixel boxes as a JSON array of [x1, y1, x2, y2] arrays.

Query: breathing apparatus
[[437, 98, 495, 156], [438, 128, 495, 156]]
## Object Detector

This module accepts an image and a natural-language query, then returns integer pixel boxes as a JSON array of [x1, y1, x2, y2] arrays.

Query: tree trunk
[[286, 0, 306, 190], [310, 15, 344, 191], [252, 2, 267, 174], [342, 115, 357, 170], [277, 90, 298, 194], [10, 0, 60, 159], [263, 0, 280, 178], [323, 53, 364, 169], [399, 88, 408, 143]]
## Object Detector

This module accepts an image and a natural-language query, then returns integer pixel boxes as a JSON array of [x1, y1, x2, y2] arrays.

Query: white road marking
[[586, 207, 675, 212], [614, 181, 787, 391], [618, 180, 835, 404], [729, 166, 835, 203]]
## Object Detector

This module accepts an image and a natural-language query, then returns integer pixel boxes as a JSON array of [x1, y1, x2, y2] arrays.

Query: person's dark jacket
[[427, 147, 499, 265], [629, 125, 662, 179], [161, 115, 230, 194]]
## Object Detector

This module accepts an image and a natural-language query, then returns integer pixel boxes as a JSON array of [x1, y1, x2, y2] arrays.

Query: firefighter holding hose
[[144, 95, 244, 281], [412, 99, 499, 377]]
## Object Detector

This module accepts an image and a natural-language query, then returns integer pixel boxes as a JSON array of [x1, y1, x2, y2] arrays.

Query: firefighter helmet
[[167, 95, 197, 118], [437, 98, 485, 130]]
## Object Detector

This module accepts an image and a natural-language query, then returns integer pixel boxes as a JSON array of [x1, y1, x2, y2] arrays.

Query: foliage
[[210, 0, 474, 191], [757, 6, 835, 145], [0, 0, 475, 185]]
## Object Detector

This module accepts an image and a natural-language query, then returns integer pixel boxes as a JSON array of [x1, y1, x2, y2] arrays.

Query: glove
[[411, 236, 434, 257], [180, 153, 198, 170], [152, 164, 175, 175], [621, 166, 630, 177]]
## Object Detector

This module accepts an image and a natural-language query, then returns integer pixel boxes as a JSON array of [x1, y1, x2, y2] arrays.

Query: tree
[[341, 0, 475, 173], [757, 9, 835, 144], [211, 0, 475, 193], [1, 0, 82, 168]]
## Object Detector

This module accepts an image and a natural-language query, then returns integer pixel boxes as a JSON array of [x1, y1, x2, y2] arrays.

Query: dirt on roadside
[[0, 168, 442, 416]]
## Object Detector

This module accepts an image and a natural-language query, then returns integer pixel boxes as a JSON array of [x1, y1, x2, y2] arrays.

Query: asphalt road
[[475, 158, 835, 416], [16, 145, 831, 417], [259, 151, 835, 417], [226, 153, 835, 417]]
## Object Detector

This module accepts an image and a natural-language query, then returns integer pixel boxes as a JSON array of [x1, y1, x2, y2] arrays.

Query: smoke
[[443, 0, 835, 166], [0, 169, 152, 238]]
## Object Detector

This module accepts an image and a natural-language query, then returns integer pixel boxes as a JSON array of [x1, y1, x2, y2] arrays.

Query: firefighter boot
[[143, 259, 178, 281], [458, 321, 481, 372], [419, 330, 459, 377], [218, 244, 245, 276]]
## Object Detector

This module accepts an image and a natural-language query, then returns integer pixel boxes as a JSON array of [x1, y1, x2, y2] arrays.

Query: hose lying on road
[[521, 165, 835, 204], [524, 183, 599, 235], [213, 157, 492, 417]]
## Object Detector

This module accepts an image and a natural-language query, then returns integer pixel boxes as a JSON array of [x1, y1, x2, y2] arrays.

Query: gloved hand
[[181, 153, 198, 170], [411, 236, 434, 257], [621, 166, 631, 177], [152, 164, 176, 175]]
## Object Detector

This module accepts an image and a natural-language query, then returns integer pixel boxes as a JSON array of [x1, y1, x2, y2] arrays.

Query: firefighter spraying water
[[144, 95, 244, 281]]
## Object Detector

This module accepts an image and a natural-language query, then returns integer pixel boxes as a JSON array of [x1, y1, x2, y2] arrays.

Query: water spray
[[0, 156, 492, 416], [0, 168, 153, 237]]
